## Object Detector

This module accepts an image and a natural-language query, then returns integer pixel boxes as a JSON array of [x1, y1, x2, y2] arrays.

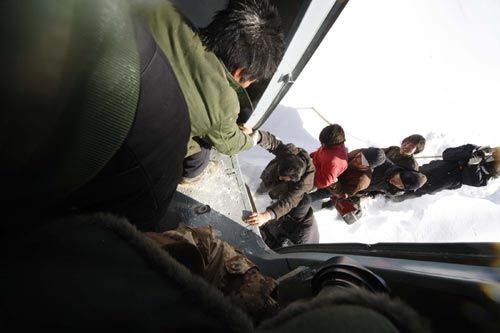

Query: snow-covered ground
[[239, 0, 500, 243]]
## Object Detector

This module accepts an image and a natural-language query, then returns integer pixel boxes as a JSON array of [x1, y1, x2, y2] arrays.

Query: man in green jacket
[[143, 0, 284, 183]]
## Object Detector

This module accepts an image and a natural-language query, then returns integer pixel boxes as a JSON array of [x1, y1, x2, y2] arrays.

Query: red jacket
[[311, 143, 348, 188]]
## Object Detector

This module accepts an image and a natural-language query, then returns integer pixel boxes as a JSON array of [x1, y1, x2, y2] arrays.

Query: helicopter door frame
[[248, 0, 349, 129]]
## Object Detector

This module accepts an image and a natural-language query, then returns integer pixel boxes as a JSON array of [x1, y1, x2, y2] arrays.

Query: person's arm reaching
[[245, 210, 274, 227], [206, 118, 255, 156]]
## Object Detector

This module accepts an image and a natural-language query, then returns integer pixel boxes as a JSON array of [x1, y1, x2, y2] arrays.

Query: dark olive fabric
[[60, 20, 190, 232], [0, 214, 430, 332], [2, 0, 140, 210], [258, 288, 430, 333], [257, 305, 399, 333]]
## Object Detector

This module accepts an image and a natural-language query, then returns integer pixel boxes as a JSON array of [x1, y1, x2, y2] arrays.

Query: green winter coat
[[140, 1, 254, 157]]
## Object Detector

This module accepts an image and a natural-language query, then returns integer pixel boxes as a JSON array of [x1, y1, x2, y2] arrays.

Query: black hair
[[199, 0, 284, 83], [277, 155, 306, 182], [402, 134, 426, 154], [319, 124, 345, 148]]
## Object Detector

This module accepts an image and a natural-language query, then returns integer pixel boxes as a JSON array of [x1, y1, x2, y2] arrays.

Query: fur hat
[[400, 171, 427, 191], [360, 148, 385, 168], [278, 155, 306, 182], [484, 146, 500, 178]]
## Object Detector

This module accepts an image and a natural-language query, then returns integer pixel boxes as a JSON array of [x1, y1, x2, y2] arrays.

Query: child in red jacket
[[310, 124, 348, 191]]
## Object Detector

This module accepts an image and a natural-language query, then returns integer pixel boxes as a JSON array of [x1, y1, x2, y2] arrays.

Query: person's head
[[319, 124, 345, 148], [400, 134, 426, 156], [356, 148, 385, 169], [278, 155, 306, 182], [389, 170, 427, 191], [199, 0, 284, 88], [484, 146, 500, 179]]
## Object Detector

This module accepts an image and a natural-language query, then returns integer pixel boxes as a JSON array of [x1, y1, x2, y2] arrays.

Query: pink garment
[[311, 143, 348, 188]]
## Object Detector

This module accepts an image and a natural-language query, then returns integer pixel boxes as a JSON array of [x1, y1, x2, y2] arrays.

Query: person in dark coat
[[260, 204, 320, 249], [396, 144, 500, 200], [358, 159, 427, 198], [383, 134, 426, 171], [245, 131, 317, 246]]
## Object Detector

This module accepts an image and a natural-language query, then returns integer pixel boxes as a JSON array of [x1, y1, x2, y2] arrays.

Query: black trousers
[[286, 193, 312, 221], [309, 188, 331, 202], [261, 194, 317, 248], [183, 146, 211, 178], [63, 22, 190, 231]]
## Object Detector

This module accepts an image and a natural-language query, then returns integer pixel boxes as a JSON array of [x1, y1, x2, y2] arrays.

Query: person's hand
[[331, 192, 347, 199], [238, 123, 253, 135], [245, 211, 272, 227]]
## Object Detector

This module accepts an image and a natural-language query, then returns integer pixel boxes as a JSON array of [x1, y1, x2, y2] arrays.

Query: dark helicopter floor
[[165, 150, 273, 257]]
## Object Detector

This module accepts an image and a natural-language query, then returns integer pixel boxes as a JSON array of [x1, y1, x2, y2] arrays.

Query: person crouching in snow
[[245, 131, 319, 247], [383, 134, 426, 171], [313, 147, 386, 208], [357, 159, 427, 199]]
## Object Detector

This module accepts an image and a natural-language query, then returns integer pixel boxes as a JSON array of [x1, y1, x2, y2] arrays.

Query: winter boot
[[180, 160, 220, 185], [321, 199, 336, 210]]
